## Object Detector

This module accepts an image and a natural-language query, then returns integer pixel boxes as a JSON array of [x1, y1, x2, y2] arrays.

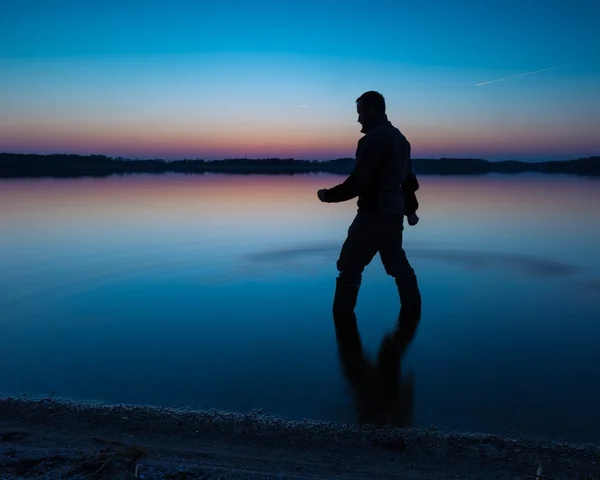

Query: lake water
[[1, 173, 599, 444]]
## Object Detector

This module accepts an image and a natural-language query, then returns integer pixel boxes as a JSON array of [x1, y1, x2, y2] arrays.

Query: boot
[[395, 275, 422, 321], [332, 277, 360, 318], [389, 274, 422, 355]]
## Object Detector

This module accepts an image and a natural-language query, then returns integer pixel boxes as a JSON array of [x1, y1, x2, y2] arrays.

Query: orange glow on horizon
[[1, 114, 598, 160]]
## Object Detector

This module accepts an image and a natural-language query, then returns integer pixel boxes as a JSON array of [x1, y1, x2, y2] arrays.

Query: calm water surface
[[1, 173, 599, 443]]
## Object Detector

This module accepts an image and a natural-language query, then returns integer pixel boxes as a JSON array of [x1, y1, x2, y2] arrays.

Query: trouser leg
[[378, 214, 422, 318], [333, 213, 379, 315]]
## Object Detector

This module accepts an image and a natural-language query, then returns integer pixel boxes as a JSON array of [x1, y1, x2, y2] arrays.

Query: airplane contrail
[[476, 63, 573, 86]]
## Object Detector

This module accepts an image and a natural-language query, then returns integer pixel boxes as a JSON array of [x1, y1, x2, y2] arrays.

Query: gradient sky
[[1, 0, 599, 161]]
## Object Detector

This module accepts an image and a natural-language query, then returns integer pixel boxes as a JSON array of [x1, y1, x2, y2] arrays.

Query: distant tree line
[[0, 152, 599, 178]]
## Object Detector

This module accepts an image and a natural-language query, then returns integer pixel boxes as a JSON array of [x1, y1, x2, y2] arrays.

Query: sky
[[1, 0, 599, 161]]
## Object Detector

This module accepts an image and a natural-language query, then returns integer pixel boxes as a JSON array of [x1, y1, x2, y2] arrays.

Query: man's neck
[[361, 114, 389, 133]]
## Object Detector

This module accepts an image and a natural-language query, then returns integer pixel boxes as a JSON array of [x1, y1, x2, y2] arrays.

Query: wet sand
[[0, 396, 598, 479]]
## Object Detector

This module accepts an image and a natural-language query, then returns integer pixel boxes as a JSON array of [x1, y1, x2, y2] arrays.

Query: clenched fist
[[317, 189, 328, 202]]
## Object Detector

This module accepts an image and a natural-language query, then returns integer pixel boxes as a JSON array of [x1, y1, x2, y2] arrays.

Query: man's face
[[356, 101, 374, 127]]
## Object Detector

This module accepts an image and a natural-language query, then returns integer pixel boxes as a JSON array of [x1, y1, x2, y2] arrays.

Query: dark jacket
[[402, 171, 419, 215], [323, 117, 413, 215]]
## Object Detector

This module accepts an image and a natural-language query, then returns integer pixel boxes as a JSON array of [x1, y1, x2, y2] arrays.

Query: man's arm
[[401, 171, 419, 193], [321, 136, 385, 203]]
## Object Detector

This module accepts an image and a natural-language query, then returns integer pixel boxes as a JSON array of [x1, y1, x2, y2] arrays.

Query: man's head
[[356, 91, 386, 128]]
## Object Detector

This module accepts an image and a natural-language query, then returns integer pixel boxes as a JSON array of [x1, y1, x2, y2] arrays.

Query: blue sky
[[1, 0, 598, 160]]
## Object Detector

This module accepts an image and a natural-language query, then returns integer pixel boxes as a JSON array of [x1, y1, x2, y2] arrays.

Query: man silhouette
[[317, 91, 421, 318]]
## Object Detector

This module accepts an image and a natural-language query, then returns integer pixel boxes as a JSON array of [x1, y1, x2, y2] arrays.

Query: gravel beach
[[1, 396, 599, 479]]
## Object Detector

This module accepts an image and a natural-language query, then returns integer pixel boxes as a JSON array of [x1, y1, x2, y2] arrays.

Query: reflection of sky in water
[[0, 173, 599, 443]]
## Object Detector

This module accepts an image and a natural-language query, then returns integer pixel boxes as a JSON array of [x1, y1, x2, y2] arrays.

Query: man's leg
[[333, 213, 380, 317], [378, 215, 422, 318]]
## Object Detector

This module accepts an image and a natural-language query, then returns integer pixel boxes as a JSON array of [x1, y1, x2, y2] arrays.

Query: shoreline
[[1, 396, 598, 479], [1, 153, 600, 178]]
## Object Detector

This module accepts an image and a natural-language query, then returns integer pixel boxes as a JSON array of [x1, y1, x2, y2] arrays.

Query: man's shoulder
[[367, 123, 409, 145], [388, 123, 408, 140]]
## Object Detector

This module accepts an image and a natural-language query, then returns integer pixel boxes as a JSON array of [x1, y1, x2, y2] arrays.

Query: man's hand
[[407, 213, 419, 226], [317, 188, 328, 202]]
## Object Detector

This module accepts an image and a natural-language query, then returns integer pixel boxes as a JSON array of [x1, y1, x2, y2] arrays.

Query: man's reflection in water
[[333, 304, 421, 427]]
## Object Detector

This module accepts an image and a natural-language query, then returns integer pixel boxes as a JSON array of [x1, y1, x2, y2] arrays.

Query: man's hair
[[356, 91, 386, 114]]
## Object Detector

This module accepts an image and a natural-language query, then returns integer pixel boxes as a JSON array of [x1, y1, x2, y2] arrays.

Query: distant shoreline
[[1, 152, 599, 177]]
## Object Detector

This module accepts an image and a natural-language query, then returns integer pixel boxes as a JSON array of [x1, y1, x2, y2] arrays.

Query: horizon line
[[1, 151, 598, 164]]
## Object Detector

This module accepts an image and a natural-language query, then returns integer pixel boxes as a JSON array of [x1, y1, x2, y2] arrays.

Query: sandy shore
[[0, 396, 598, 480]]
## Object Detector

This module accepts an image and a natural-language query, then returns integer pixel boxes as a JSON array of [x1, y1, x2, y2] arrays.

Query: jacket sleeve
[[323, 135, 385, 203], [401, 171, 419, 193]]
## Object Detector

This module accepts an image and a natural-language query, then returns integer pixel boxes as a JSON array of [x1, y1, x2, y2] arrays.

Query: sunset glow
[[1, 1, 599, 161]]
